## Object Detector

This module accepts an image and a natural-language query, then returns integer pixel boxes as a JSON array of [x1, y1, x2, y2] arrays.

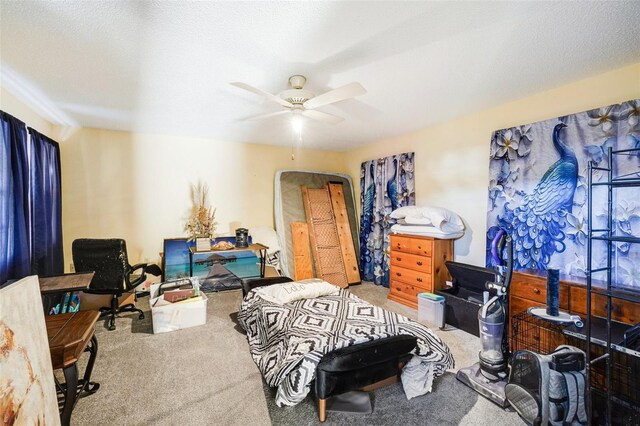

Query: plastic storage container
[[149, 282, 207, 334], [418, 292, 445, 329]]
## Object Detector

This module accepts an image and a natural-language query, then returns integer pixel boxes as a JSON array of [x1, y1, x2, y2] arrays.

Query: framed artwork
[[162, 238, 191, 281], [0, 275, 60, 425]]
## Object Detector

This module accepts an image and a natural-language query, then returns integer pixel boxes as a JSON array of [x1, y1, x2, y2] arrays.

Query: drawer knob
[[417, 261, 423, 266], [417, 278, 423, 283], [417, 245, 422, 249], [396, 257, 401, 261], [396, 287, 401, 291], [533, 288, 541, 294], [396, 272, 402, 277]]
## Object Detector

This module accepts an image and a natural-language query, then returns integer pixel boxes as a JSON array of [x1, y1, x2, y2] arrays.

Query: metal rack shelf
[[591, 235, 640, 244], [586, 146, 640, 425]]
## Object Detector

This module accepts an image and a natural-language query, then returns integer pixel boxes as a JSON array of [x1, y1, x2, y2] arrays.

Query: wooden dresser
[[387, 234, 453, 309], [510, 270, 639, 324], [510, 270, 640, 352]]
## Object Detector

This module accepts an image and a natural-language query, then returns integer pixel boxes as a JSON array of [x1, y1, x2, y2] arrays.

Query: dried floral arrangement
[[185, 182, 217, 241]]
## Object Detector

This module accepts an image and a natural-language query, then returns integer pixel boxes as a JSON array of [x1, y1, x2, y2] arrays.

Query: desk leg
[[61, 364, 78, 426], [260, 249, 266, 278], [82, 335, 100, 395]]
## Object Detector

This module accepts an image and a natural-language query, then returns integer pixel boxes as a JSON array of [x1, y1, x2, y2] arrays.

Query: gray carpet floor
[[70, 282, 523, 425]]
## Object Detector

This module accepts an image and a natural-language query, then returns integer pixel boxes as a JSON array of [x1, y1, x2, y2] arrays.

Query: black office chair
[[72, 238, 162, 331]]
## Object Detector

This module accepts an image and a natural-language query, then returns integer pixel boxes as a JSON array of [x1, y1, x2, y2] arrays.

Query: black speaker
[[235, 228, 249, 248]]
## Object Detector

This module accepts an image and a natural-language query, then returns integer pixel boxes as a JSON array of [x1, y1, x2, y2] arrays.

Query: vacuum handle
[[481, 296, 500, 318]]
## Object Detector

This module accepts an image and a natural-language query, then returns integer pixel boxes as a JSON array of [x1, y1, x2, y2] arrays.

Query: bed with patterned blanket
[[238, 285, 455, 406]]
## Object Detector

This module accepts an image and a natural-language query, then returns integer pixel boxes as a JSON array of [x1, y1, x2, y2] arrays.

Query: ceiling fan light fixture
[[291, 112, 303, 134], [231, 74, 366, 125], [279, 88, 314, 105]]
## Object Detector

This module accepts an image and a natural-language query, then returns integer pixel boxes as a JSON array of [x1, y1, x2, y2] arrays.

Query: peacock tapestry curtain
[[360, 152, 415, 286], [486, 99, 640, 289]]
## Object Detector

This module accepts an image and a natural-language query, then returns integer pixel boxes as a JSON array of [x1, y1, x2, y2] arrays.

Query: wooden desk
[[39, 272, 94, 295], [46, 311, 100, 426]]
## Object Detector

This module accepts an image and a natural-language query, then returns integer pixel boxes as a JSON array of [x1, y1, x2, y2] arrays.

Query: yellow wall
[[59, 128, 345, 267], [1, 87, 55, 137], [344, 63, 640, 267]]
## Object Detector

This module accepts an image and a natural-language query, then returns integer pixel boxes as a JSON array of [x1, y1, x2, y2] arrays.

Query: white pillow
[[390, 205, 464, 233], [401, 216, 433, 226], [389, 206, 423, 219], [254, 279, 340, 304], [418, 206, 464, 233]]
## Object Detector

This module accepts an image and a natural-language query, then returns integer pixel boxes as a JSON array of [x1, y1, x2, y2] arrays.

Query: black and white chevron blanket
[[238, 288, 455, 406]]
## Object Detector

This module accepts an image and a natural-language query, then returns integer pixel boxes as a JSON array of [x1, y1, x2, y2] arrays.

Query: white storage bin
[[149, 283, 207, 334], [418, 292, 445, 329]]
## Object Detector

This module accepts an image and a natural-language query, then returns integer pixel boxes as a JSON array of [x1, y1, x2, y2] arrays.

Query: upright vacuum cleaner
[[456, 229, 513, 408]]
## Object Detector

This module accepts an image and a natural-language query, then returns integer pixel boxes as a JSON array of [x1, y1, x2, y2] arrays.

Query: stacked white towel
[[389, 206, 465, 239]]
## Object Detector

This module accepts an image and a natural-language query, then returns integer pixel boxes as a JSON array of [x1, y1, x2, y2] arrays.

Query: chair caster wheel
[[108, 320, 116, 331], [139, 313, 145, 320]]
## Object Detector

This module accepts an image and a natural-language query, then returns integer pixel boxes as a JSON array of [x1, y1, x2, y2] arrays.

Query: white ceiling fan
[[230, 75, 366, 125]]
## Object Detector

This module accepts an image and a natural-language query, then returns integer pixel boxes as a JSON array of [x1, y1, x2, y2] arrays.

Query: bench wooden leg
[[318, 398, 327, 422]]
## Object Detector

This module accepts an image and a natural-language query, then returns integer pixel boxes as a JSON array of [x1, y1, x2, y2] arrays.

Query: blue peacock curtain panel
[[360, 152, 415, 286], [486, 99, 640, 289]]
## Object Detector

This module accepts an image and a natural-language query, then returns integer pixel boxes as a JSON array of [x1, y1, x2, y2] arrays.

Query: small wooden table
[[46, 310, 100, 426]]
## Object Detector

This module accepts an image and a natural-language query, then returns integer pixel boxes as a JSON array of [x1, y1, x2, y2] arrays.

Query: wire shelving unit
[[586, 146, 640, 425]]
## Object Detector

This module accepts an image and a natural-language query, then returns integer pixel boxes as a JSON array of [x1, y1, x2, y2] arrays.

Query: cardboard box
[[149, 283, 207, 334], [79, 291, 134, 311]]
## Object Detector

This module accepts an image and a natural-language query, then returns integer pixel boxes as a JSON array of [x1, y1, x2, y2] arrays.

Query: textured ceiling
[[1, 1, 639, 150]]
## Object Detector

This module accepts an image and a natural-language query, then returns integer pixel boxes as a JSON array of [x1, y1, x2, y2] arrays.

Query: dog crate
[[510, 311, 640, 424]]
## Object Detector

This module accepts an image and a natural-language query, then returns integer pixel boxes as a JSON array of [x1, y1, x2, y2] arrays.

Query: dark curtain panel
[[28, 127, 63, 276], [0, 111, 30, 285]]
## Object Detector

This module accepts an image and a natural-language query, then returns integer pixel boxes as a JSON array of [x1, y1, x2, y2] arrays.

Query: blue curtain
[[29, 128, 63, 276], [0, 112, 31, 285], [359, 152, 415, 286]]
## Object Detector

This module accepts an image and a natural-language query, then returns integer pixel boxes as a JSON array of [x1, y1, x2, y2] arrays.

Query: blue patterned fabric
[[486, 99, 640, 289], [360, 152, 415, 286]]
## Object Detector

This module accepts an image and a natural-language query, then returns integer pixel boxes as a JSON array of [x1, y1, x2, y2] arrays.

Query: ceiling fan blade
[[240, 110, 290, 121], [303, 82, 366, 110], [302, 109, 344, 125], [230, 82, 293, 108]]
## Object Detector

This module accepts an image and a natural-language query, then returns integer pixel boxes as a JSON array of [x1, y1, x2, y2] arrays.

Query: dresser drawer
[[390, 265, 432, 290], [511, 276, 569, 308], [409, 239, 433, 257], [569, 286, 639, 324], [390, 235, 411, 253], [389, 280, 422, 301], [510, 294, 544, 315], [390, 251, 432, 273]]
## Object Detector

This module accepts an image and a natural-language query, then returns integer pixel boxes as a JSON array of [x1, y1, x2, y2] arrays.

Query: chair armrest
[[126, 263, 162, 290]]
